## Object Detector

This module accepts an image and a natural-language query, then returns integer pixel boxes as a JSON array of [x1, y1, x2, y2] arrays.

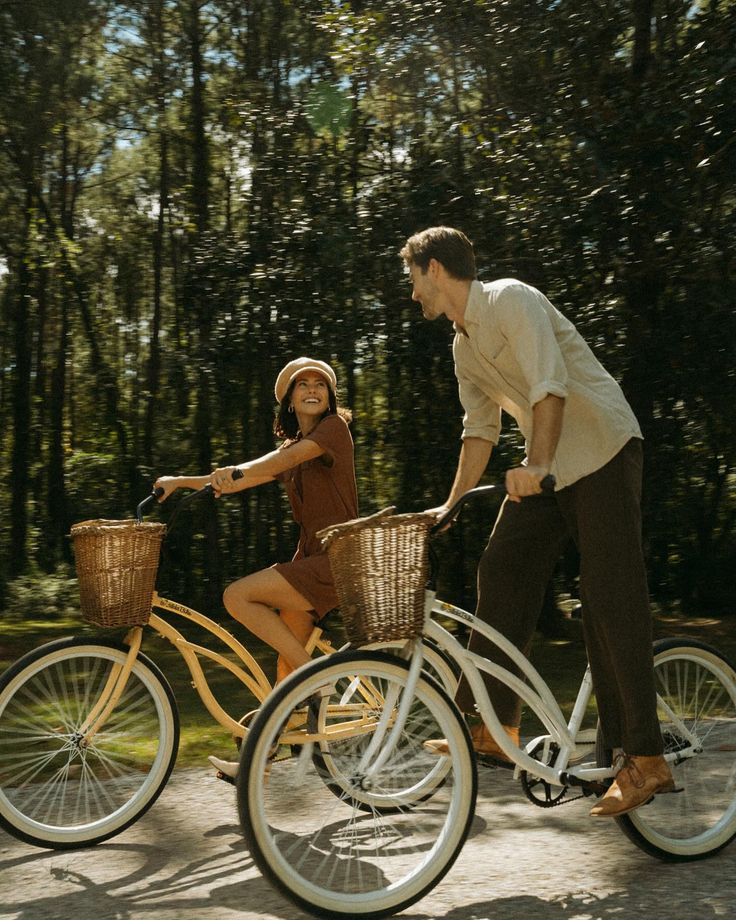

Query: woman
[[154, 357, 358, 778]]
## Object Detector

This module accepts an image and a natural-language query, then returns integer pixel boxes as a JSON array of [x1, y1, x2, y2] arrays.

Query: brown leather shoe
[[425, 722, 520, 765], [590, 754, 678, 817]]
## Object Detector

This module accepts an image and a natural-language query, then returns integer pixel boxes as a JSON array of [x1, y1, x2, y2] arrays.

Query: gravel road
[[1, 764, 733, 920]]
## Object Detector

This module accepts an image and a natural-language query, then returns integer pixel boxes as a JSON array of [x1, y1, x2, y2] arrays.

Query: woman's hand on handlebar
[[210, 465, 244, 497], [153, 476, 182, 502], [153, 473, 213, 500]]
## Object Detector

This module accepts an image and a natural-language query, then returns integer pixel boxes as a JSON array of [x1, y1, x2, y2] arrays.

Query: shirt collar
[[453, 280, 484, 337]]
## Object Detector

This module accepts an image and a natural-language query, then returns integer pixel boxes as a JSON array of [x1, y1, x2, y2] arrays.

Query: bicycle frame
[[355, 591, 703, 791], [79, 591, 339, 745], [78, 486, 381, 747], [424, 595, 601, 785]]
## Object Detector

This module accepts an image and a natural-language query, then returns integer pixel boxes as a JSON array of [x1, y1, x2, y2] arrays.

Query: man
[[400, 226, 675, 817]]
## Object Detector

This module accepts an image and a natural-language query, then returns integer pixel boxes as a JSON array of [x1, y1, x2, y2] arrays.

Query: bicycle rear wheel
[[311, 639, 458, 811], [238, 651, 476, 919], [308, 652, 457, 813], [597, 639, 736, 860], [0, 636, 179, 849]]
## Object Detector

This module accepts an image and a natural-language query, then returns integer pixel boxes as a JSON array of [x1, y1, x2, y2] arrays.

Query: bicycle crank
[[519, 740, 573, 808]]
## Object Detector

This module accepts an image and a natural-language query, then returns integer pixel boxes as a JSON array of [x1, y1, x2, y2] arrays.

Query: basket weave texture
[[71, 519, 166, 628], [318, 508, 434, 645]]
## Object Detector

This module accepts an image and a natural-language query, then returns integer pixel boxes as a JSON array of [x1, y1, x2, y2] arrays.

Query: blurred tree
[[0, 0, 732, 617]]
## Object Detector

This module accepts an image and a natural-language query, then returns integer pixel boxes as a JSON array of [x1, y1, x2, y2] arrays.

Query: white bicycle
[[236, 485, 736, 919]]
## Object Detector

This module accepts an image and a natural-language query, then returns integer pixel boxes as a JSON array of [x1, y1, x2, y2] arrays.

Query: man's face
[[408, 261, 445, 321]]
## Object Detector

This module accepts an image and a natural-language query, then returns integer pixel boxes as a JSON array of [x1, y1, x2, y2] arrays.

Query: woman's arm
[[154, 474, 212, 502], [157, 435, 328, 501], [213, 438, 325, 496]]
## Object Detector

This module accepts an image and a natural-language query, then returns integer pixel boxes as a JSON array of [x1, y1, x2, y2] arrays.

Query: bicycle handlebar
[[136, 468, 553, 533], [430, 474, 556, 535], [136, 466, 246, 522]]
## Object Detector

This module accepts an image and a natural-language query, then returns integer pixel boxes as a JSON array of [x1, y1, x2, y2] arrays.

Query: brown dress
[[273, 414, 358, 618]]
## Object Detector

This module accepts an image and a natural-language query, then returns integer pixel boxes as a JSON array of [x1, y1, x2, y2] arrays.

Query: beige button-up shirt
[[454, 279, 642, 489]]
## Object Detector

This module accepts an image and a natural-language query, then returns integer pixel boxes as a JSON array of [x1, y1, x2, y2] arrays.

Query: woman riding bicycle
[[154, 357, 358, 778]]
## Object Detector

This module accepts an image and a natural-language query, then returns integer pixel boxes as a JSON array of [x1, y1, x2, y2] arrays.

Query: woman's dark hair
[[273, 380, 352, 440]]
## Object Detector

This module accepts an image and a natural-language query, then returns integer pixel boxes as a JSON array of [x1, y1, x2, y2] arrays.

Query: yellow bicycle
[[0, 487, 456, 850]]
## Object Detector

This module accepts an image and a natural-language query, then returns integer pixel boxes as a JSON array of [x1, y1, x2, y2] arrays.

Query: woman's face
[[290, 372, 331, 419]]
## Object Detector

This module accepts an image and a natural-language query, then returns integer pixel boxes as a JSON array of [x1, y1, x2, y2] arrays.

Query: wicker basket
[[318, 508, 434, 645], [71, 519, 166, 628]]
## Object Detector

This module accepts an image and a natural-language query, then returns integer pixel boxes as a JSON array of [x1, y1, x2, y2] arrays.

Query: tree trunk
[[9, 194, 33, 576], [632, 0, 654, 82], [47, 295, 71, 565], [143, 0, 170, 470], [184, 0, 221, 610]]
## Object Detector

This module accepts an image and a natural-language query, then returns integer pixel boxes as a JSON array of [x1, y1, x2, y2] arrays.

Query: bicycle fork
[[77, 627, 143, 746], [352, 641, 426, 787]]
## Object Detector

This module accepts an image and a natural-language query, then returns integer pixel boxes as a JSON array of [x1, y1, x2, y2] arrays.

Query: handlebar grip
[[430, 474, 557, 534], [153, 486, 165, 499], [232, 468, 244, 481]]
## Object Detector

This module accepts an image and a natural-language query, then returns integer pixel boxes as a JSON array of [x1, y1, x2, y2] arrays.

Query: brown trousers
[[455, 438, 663, 756]]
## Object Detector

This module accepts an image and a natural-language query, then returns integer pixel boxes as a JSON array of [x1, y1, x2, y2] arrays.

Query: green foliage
[[0, 0, 734, 617], [3, 569, 80, 623]]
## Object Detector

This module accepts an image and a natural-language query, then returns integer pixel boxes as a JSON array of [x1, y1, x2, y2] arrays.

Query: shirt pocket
[[475, 333, 507, 364]]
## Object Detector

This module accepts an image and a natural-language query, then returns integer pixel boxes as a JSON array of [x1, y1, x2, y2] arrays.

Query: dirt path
[[1, 765, 733, 920]]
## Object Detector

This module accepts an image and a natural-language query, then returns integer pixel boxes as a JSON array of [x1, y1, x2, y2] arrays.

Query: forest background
[[1, 0, 734, 630]]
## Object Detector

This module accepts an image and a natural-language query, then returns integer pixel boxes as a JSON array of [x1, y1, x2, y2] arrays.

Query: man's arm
[[426, 437, 493, 518], [506, 393, 565, 502], [448, 437, 494, 505]]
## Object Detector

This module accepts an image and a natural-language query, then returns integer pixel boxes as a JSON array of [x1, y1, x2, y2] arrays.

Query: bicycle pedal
[[214, 770, 236, 787]]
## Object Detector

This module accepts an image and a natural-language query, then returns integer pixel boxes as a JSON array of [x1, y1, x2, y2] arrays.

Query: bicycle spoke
[[615, 642, 736, 860], [0, 640, 178, 848], [239, 652, 476, 917]]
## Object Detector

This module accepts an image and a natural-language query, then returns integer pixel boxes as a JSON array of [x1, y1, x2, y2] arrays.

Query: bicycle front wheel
[[238, 651, 477, 919], [597, 639, 736, 861], [0, 636, 179, 849], [366, 638, 459, 697]]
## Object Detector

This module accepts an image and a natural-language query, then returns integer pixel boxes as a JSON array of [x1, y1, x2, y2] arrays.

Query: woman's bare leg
[[209, 571, 317, 778], [223, 569, 315, 673], [276, 609, 317, 683]]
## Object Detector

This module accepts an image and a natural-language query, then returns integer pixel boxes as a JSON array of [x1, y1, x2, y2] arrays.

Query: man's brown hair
[[400, 226, 477, 280]]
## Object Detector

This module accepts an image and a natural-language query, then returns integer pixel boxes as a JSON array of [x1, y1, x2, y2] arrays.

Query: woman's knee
[[223, 578, 253, 614]]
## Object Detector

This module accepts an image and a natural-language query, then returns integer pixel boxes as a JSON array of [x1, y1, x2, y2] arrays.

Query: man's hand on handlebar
[[505, 465, 551, 503], [424, 504, 453, 533], [427, 474, 556, 533]]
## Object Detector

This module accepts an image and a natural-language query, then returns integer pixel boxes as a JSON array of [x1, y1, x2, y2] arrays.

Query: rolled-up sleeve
[[455, 358, 502, 443], [495, 287, 568, 407]]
